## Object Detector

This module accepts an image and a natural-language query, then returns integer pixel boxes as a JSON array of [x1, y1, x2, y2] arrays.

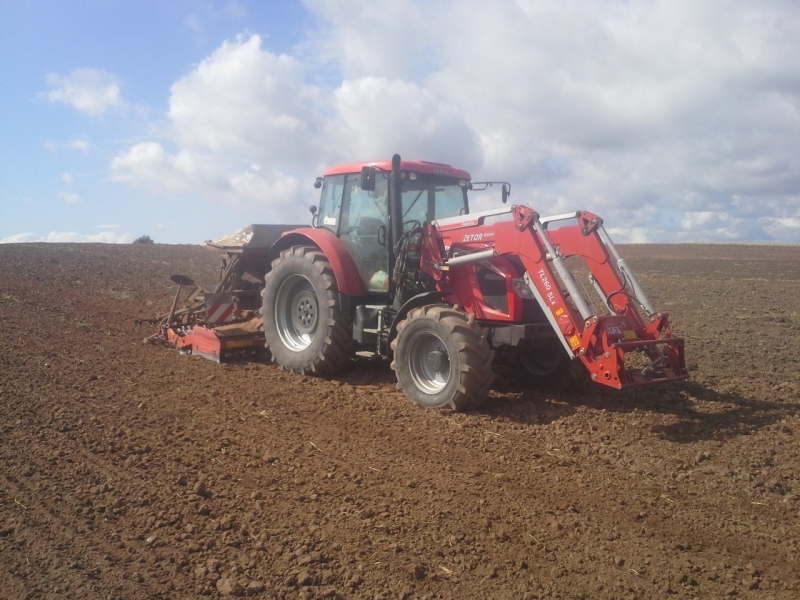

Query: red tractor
[[143, 154, 687, 410]]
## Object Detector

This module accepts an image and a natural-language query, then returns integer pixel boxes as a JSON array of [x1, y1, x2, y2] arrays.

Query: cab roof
[[323, 159, 471, 180]]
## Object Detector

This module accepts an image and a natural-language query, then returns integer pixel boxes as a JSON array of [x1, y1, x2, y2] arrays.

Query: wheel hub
[[408, 331, 450, 394], [426, 349, 447, 372], [294, 292, 317, 334], [275, 274, 319, 351]]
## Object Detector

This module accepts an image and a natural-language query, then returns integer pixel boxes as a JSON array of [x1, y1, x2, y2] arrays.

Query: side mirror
[[502, 183, 510, 204], [361, 166, 376, 191], [314, 177, 323, 189]]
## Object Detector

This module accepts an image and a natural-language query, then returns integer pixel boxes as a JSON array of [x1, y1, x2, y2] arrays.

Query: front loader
[[140, 154, 687, 410]]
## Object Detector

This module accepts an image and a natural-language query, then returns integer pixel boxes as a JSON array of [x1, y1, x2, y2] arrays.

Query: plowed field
[[1, 242, 799, 600]]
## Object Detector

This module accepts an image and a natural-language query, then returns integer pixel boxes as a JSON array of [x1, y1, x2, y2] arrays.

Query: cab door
[[335, 174, 390, 292]]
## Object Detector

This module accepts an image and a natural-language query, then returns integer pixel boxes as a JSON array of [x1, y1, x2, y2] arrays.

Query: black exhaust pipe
[[387, 153, 403, 300]]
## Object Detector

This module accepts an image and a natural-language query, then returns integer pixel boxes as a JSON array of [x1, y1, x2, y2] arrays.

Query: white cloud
[[104, 2, 800, 243], [604, 227, 653, 245], [110, 142, 219, 193], [330, 77, 482, 168], [303, 0, 433, 80], [61, 173, 74, 185], [43, 138, 92, 154], [167, 35, 320, 162], [108, 36, 324, 224], [0, 231, 135, 244], [109, 34, 481, 223], [0, 233, 43, 244], [422, 0, 800, 242], [109, 141, 307, 222], [68, 139, 91, 153], [58, 192, 81, 204], [228, 167, 301, 212], [776, 217, 800, 228], [46, 68, 123, 116]]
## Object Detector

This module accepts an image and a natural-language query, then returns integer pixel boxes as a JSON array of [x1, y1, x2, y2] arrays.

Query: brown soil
[[1, 242, 799, 600]]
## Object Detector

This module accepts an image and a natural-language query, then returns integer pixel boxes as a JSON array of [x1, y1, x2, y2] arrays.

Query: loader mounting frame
[[420, 206, 687, 389]]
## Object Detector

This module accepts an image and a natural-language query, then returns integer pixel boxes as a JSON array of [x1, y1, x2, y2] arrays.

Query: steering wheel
[[403, 220, 422, 233], [351, 216, 383, 240]]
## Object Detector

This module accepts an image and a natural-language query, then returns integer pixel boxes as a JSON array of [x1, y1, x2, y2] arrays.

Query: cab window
[[318, 175, 345, 234], [400, 175, 467, 231], [339, 175, 389, 292]]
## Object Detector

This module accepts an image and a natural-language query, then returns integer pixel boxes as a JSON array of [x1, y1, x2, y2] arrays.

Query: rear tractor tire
[[261, 245, 354, 375], [390, 305, 495, 411]]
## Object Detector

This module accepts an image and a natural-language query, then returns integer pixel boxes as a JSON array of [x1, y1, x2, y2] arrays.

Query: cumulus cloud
[[109, 141, 306, 221], [46, 68, 123, 116], [105, 1, 800, 242], [420, 0, 800, 241], [109, 34, 482, 224], [168, 35, 320, 162], [303, 0, 434, 80], [330, 77, 482, 168], [107, 36, 320, 224], [110, 142, 221, 193]]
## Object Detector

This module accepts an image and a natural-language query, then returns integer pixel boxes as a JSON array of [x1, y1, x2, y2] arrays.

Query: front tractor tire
[[261, 245, 354, 375], [391, 305, 495, 411]]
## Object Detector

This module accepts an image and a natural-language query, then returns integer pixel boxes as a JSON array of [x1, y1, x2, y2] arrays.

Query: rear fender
[[270, 228, 366, 297]]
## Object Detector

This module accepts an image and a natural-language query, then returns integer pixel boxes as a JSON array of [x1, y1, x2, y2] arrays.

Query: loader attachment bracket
[[577, 313, 687, 388]]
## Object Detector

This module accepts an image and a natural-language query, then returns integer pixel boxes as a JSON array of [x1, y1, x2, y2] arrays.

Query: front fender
[[386, 291, 452, 357], [270, 227, 366, 297]]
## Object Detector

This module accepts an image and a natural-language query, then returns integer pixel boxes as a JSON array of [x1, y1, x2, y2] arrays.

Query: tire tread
[[390, 304, 495, 411], [261, 245, 354, 376]]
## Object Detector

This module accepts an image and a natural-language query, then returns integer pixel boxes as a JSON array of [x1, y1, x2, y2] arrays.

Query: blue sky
[[1, 0, 799, 244]]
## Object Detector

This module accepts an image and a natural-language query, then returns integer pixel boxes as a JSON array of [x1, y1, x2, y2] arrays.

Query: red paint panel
[[323, 159, 471, 180]]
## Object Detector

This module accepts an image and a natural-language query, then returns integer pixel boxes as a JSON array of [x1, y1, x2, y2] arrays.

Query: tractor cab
[[314, 159, 472, 293]]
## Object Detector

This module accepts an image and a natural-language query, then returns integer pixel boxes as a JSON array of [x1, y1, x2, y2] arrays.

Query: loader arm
[[420, 205, 688, 389]]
